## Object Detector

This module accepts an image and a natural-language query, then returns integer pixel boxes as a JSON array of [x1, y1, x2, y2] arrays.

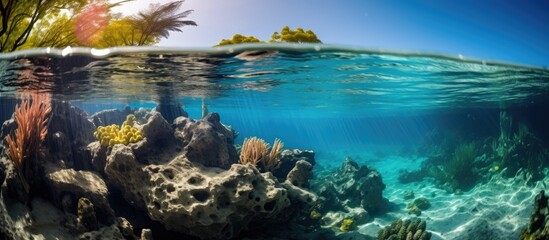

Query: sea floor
[[316, 150, 548, 240]]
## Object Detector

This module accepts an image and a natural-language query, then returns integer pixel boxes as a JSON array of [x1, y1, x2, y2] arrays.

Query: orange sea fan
[[5, 93, 52, 192]]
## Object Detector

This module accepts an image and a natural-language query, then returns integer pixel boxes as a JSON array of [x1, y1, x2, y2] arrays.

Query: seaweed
[[444, 143, 478, 191]]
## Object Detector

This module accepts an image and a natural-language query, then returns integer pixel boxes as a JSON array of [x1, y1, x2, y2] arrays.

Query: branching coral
[[5, 93, 52, 193], [239, 137, 284, 172]]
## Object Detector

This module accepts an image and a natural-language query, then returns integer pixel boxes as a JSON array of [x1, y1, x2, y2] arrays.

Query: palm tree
[[131, 0, 197, 46]]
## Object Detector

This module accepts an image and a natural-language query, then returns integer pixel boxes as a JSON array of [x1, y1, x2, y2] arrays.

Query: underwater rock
[[46, 101, 96, 170], [313, 157, 388, 215], [174, 113, 238, 169], [44, 167, 115, 225], [155, 100, 188, 124], [1, 156, 29, 203], [407, 197, 431, 216], [140, 111, 174, 147], [104, 142, 305, 239], [273, 149, 316, 180], [77, 197, 98, 232], [403, 190, 415, 200], [285, 160, 314, 188], [79, 222, 126, 240], [320, 208, 369, 232], [90, 106, 133, 127], [377, 218, 431, 240], [141, 228, 153, 240], [88, 142, 108, 173], [520, 190, 549, 240]]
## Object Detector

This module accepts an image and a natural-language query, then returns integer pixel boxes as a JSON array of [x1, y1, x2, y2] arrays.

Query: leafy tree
[[0, 0, 86, 52], [270, 26, 321, 43], [129, 0, 197, 46], [216, 34, 262, 46], [22, 13, 78, 49]]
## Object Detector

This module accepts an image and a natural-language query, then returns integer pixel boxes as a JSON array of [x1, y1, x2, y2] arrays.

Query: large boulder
[[175, 113, 238, 169], [89, 106, 132, 127], [46, 101, 96, 170], [104, 144, 302, 239], [44, 166, 115, 225], [273, 149, 315, 180], [313, 157, 388, 217]]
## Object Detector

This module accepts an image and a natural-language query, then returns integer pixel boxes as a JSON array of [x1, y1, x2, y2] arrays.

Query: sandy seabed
[[317, 151, 548, 240]]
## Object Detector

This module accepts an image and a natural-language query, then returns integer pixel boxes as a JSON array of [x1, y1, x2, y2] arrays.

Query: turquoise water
[[1, 45, 549, 239], [2, 45, 549, 163]]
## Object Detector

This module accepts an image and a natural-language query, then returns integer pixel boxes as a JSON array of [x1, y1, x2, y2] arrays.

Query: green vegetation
[[1, 0, 196, 51], [445, 143, 478, 191], [216, 26, 321, 46], [217, 34, 263, 46], [270, 26, 321, 43]]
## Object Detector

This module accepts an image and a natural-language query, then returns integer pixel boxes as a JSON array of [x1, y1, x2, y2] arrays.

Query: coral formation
[[93, 114, 143, 147], [239, 137, 284, 172], [5, 93, 52, 194], [520, 190, 549, 240], [407, 197, 431, 216], [378, 218, 431, 240], [339, 218, 355, 232]]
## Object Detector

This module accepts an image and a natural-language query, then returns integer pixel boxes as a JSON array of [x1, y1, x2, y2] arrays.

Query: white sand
[[317, 152, 548, 240]]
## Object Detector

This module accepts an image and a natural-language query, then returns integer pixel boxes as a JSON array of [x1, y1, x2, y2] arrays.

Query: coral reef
[[0, 103, 320, 240], [377, 218, 431, 240], [520, 190, 549, 240]]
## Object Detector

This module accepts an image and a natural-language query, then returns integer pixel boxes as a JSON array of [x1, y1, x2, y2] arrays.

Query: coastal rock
[[44, 167, 115, 225], [174, 113, 238, 169], [273, 149, 315, 180], [103, 142, 309, 239]]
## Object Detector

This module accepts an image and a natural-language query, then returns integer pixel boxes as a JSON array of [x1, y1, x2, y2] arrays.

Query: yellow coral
[[94, 114, 143, 147], [310, 210, 321, 220], [339, 219, 355, 232]]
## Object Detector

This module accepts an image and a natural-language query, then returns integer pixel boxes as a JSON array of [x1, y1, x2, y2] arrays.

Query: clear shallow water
[[1, 45, 549, 158], [1, 45, 549, 239]]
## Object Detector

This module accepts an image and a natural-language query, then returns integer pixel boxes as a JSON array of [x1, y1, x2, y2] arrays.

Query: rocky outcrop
[[104, 142, 299, 239], [44, 167, 115, 225], [520, 190, 549, 240], [174, 113, 238, 169], [314, 157, 387, 214], [286, 160, 313, 188], [273, 149, 315, 180], [46, 101, 96, 170], [89, 106, 132, 127]]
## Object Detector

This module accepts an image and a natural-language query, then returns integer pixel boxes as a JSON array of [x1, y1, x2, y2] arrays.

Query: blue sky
[[112, 0, 549, 67]]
